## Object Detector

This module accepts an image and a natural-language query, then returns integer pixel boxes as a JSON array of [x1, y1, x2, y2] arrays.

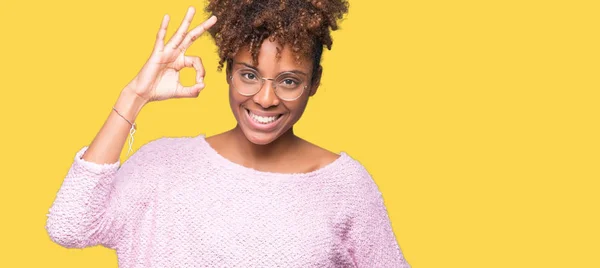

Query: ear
[[308, 65, 323, 97], [225, 59, 232, 85], [226, 68, 231, 85]]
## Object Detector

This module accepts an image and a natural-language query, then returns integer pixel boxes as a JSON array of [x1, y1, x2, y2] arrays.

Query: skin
[[205, 39, 340, 173]]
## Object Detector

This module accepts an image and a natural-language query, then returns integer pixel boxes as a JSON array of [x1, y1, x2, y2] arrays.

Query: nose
[[252, 79, 280, 108]]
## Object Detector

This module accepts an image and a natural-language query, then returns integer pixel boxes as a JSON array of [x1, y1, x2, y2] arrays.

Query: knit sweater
[[46, 134, 411, 267]]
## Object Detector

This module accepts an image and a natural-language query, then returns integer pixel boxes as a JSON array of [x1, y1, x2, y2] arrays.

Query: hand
[[124, 6, 217, 103]]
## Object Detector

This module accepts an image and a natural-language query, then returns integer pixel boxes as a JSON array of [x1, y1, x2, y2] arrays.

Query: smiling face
[[226, 39, 321, 145]]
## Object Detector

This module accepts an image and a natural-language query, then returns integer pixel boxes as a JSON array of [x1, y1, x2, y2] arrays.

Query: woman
[[46, 0, 411, 267]]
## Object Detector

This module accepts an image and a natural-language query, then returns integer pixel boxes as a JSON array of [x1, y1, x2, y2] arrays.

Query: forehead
[[232, 39, 313, 72]]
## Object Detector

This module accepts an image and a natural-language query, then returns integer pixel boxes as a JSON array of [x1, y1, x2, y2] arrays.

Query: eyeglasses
[[229, 69, 309, 101]]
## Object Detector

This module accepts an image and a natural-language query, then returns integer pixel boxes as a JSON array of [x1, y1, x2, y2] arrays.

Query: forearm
[[82, 89, 147, 164]]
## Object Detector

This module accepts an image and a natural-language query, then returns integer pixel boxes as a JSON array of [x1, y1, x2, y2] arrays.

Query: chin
[[243, 131, 278, 145], [239, 124, 288, 146]]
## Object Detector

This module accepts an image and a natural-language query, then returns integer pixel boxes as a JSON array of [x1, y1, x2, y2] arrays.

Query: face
[[226, 39, 321, 145]]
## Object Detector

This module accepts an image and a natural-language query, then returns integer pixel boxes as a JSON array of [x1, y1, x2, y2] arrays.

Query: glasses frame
[[229, 69, 309, 101]]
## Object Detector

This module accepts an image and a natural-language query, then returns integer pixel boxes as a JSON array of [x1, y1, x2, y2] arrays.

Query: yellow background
[[1, 0, 598, 267]]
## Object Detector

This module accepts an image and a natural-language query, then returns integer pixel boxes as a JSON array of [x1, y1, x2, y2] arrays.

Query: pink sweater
[[46, 134, 410, 267]]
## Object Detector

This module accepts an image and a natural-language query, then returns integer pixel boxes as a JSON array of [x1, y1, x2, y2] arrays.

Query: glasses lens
[[232, 70, 307, 100], [232, 69, 261, 95], [275, 73, 306, 100]]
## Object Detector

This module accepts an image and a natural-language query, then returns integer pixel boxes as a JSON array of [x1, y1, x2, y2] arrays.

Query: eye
[[277, 76, 302, 89], [282, 79, 298, 86], [241, 72, 258, 80]]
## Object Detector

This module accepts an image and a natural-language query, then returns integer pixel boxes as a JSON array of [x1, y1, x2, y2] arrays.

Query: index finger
[[180, 15, 218, 51], [165, 6, 197, 50]]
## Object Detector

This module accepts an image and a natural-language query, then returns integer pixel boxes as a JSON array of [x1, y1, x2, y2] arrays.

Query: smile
[[247, 109, 283, 123], [244, 108, 284, 130]]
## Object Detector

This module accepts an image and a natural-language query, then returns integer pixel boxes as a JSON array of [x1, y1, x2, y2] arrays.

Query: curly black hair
[[204, 0, 349, 82]]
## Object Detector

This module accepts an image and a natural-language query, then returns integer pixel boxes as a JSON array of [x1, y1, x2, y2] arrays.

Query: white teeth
[[249, 111, 279, 124]]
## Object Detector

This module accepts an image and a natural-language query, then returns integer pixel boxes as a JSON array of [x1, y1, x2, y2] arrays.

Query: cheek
[[287, 99, 310, 121], [228, 89, 242, 117], [229, 87, 244, 104]]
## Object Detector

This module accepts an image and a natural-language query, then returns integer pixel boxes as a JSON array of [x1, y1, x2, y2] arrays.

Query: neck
[[228, 125, 299, 164]]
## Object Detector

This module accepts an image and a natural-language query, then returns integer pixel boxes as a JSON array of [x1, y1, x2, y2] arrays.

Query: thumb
[[175, 82, 205, 98]]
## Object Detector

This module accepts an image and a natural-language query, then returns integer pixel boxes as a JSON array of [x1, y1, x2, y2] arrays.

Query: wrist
[[114, 89, 147, 123]]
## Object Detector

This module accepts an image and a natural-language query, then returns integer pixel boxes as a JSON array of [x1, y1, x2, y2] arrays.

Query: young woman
[[46, 1, 411, 267]]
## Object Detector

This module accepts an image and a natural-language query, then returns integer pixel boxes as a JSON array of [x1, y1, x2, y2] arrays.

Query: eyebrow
[[233, 61, 308, 77]]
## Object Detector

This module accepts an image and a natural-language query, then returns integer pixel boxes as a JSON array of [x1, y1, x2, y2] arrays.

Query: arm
[[45, 143, 153, 249], [45, 147, 121, 248], [348, 167, 411, 268], [45, 89, 147, 249], [81, 88, 147, 165]]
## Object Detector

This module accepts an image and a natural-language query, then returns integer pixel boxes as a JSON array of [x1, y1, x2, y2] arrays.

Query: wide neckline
[[193, 134, 350, 179]]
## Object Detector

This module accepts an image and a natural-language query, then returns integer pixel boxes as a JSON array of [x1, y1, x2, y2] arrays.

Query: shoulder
[[123, 135, 194, 164], [329, 152, 382, 197], [123, 137, 167, 160], [341, 154, 375, 184], [117, 135, 193, 179], [336, 156, 389, 216], [113, 135, 196, 193]]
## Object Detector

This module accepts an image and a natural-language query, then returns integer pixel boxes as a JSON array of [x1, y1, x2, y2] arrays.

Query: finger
[[176, 82, 205, 98], [165, 6, 196, 51], [179, 15, 218, 51], [185, 56, 206, 83], [154, 14, 170, 52], [175, 55, 205, 81]]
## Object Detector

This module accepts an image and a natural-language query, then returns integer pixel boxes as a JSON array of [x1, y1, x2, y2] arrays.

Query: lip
[[245, 108, 284, 117], [244, 108, 284, 132]]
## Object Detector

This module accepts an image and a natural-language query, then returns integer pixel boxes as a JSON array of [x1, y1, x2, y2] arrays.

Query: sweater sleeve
[[348, 166, 411, 268], [45, 145, 145, 249]]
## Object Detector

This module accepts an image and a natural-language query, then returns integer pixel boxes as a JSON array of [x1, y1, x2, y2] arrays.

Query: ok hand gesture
[[124, 6, 217, 103]]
